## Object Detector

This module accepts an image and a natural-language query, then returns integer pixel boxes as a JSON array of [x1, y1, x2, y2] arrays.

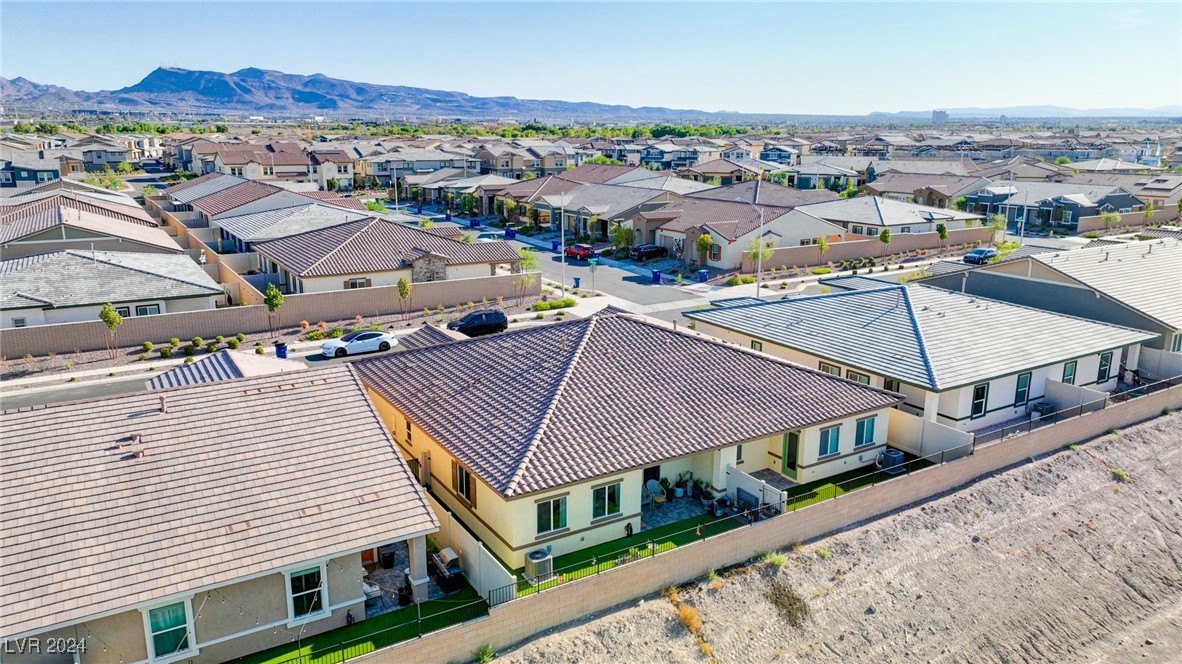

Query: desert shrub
[[138, 353, 148, 361], [763, 551, 788, 567], [183, 344, 197, 356], [205, 343, 218, 353], [169, 338, 180, 348], [255, 347, 265, 355], [306, 330, 326, 341], [142, 341, 154, 352], [159, 347, 173, 358], [191, 337, 203, 348], [475, 644, 496, 664], [811, 267, 832, 275], [677, 603, 702, 636], [235, 333, 246, 342], [329, 328, 345, 338], [817, 548, 832, 560], [227, 338, 240, 349], [215, 335, 225, 344]]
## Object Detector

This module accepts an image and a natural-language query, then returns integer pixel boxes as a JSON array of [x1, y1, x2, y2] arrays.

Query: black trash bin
[[378, 544, 397, 570]]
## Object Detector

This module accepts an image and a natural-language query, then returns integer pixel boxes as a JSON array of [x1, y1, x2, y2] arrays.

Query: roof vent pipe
[[960, 273, 968, 294], [159, 396, 168, 414], [134, 450, 146, 459]]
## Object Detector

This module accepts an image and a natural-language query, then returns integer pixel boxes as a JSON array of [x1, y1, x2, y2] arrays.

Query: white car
[[320, 330, 397, 358]]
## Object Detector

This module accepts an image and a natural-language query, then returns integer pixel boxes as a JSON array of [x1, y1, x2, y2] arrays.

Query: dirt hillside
[[498, 412, 1182, 663]]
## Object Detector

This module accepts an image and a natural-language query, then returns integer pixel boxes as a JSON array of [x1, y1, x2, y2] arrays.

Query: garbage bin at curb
[[651, 269, 662, 284], [469, 219, 480, 229], [551, 240, 560, 252], [274, 342, 288, 359], [697, 269, 709, 283], [573, 277, 581, 289]]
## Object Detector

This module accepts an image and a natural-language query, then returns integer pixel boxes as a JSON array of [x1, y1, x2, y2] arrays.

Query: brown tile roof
[[560, 163, 647, 184], [189, 181, 282, 216], [164, 171, 229, 194], [399, 325, 469, 350], [688, 180, 838, 207], [253, 217, 522, 277], [0, 192, 157, 228], [0, 206, 181, 251], [0, 365, 437, 637], [354, 314, 902, 498], [297, 191, 368, 209], [645, 197, 786, 240]]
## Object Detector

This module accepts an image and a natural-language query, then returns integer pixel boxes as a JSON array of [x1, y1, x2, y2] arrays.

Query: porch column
[[1124, 344, 1141, 382], [408, 535, 430, 604], [923, 391, 940, 423]]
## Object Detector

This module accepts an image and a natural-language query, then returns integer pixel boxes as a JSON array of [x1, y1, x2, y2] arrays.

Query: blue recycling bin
[[505, 228, 517, 240], [416, 206, 422, 214], [651, 269, 662, 284], [551, 240, 560, 252], [469, 219, 480, 228], [274, 342, 288, 359], [697, 269, 709, 283], [573, 277, 581, 289], [445, 212, 452, 221]]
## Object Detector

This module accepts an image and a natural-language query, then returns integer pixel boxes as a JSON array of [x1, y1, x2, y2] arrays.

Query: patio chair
[[645, 479, 667, 510]]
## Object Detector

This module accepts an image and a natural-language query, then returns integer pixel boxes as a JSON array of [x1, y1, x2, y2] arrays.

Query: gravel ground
[[0, 298, 543, 388], [498, 412, 1182, 664]]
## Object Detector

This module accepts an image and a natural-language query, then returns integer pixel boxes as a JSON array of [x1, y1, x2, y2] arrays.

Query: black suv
[[447, 310, 509, 337], [629, 244, 669, 261]]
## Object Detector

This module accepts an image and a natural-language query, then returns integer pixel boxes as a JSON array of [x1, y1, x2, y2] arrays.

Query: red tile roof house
[[252, 216, 523, 294], [0, 366, 438, 663], [353, 312, 903, 569]]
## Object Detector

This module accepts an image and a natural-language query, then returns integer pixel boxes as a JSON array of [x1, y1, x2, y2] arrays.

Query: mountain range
[[2, 68, 1179, 121]]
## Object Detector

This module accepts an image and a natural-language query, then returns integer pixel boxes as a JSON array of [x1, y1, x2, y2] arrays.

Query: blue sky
[[3, 1, 1179, 115]]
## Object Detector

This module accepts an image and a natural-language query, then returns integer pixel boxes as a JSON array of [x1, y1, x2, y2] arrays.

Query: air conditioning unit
[[524, 549, 553, 585], [1030, 401, 1055, 422]]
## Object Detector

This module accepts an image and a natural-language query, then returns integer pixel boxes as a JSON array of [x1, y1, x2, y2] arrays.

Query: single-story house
[[146, 348, 306, 390], [859, 173, 991, 208], [215, 202, 371, 254], [252, 216, 522, 293], [792, 196, 984, 237], [687, 284, 1157, 432], [1, 193, 181, 259], [1, 250, 223, 328], [920, 239, 1182, 354], [961, 180, 1144, 228], [353, 312, 903, 568], [0, 366, 438, 663]]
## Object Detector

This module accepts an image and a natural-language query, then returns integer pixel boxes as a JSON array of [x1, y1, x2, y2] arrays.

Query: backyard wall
[[423, 493, 517, 601], [356, 384, 1182, 664], [1140, 348, 1182, 383], [887, 409, 974, 458], [0, 273, 540, 358], [1076, 207, 1178, 233], [741, 227, 992, 272]]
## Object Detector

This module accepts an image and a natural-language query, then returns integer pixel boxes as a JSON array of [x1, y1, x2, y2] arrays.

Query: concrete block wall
[[359, 384, 1181, 664], [742, 228, 993, 272]]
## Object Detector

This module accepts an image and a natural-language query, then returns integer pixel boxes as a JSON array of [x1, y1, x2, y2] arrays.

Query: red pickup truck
[[564, 243, 596, 260]]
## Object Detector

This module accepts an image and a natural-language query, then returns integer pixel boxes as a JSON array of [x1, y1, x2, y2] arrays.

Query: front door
[[782, 432, 799, 478]]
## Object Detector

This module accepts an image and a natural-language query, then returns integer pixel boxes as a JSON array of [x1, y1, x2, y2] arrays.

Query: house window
[[287, 566, 326, 621], [536, 496, 567, 535], [1015, 372, 1031, 406], [818, 425, 840, 458], [884, 378, 901, 393], [851, 225, 864, 235], [146, 601, 192, 658], [346, 278, 368, 289], [12, 318, 26, 328], [900, 226, 911, 233], [456, 466, 474, 504], [592, 483, 621, 520], [136, 304, 161, 316], [263, 166, 275, 176], [1062, 361, 1077, 385], [709, 243, 721, 261], [819, 362, 842, 377], [736, 443, 744, 462], [750, 340, 763, 352], [854, 416, 876, 447], [1173, 335, 1182, 353], [405, 421, 412, 444], [971, 383, 989, 419], [311, 165, 319, 174], [0, 172, 12, 183], [846, 370, 870, 385], [337, 164, 348, 173], [230, 167, 243, 176], [116, 306, 131, 318], [1097, 352, 1113, 383]]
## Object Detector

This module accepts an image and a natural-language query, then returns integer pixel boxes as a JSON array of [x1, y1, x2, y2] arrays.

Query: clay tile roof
[[189, 181, 282, 217], [353, 314, 901, 498], [0, 365, 438, 637]]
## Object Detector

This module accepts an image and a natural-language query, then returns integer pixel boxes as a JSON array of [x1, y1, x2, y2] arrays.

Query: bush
[[725, 276, 742, 287], [206, 343, 218, 353], [183, 344, 197, 356], [184, 357, 195, 364], [329, 328, 345, 338], [142, 341, 154, 352], [191, 337, 203, 348], [811, 267, 832, 275], [215, 335, 225, 344], [535, 312, 545, 319], [235, 333, 246, 342], [475, 644, 496, 664], [227, 338, 240, 349], [817, 548, 832, 560], [169, 338, 180, 348], [138, 353, 148, 361], [306, 330, 326, 341], [159, 347, 173, 358], [255, 347, 265, 355], [763, 551, 788, 567], [533, 298, 577, 311], [740, 276, 756, 284]]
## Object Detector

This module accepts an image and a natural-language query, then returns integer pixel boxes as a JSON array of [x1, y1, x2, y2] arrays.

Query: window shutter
[[365, 278, 372, 288], [451, 459, 457, 492], [343, 280, 350, 289]]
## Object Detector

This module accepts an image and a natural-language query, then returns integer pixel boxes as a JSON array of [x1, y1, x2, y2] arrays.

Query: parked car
[[320, 330, 397, 358], [474, 232, 503, 243], [963, 248, 999, 265], [447, 310, 509, 337], [564, 243, 596, 260], [629, 244, 669, 261]]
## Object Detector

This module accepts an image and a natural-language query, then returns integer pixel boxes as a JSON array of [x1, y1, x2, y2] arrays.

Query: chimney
[[134, 450, 147, 459], [159, 396, 168, 414]]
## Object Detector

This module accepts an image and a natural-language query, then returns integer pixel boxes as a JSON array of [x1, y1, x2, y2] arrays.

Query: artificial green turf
[[513, 510, 743, 597], [781, 456, 935, 510], [230, 585, 486, 664]]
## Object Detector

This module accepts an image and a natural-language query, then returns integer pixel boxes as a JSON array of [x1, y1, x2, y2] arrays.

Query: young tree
[[1100, 210, 1121, 232], [365, 200, 385, 212], [141, 185, 159, 197], [503, 199, 518, 222], [936, 223, 948, 250], [746, 233, 773, 279], [98, 303, 123, 361], [523, 171, 536, 180], [952, 197, 968, 211], [326, 178, 339, 191], [459, 193, 476, 214], [838, 184, 859, 199], [878, 228, 892, 258], [1143, 202, 1156, 223], [518, 246, 539, 271], [1054, 156, 1071, 165], [609, 222, 635, 250], [116, 161, 134, 174], [263, 283, 285, 338], [397, 276, 412, 319], [695, 232, 714, 267], [817, 236, 830, 260], [985, 214, 1007, 245], [419, 217, 434, 228]]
